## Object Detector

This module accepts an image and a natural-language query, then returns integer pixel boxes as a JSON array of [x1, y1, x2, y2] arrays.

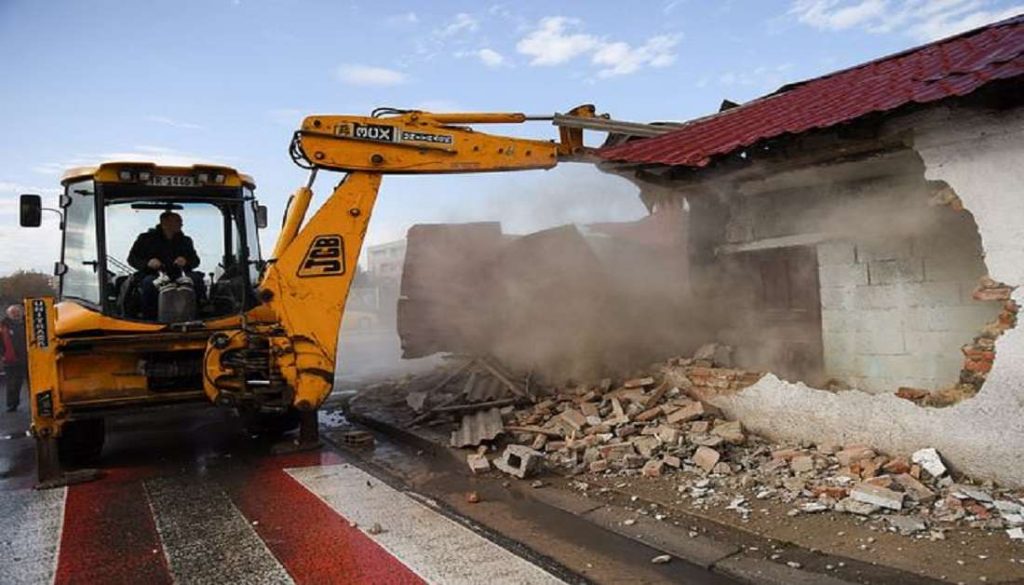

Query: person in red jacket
[[2, 304, 27, 412]]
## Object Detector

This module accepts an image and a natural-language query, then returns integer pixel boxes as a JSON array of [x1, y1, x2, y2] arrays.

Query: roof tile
[[598, 14, 1024, 167]]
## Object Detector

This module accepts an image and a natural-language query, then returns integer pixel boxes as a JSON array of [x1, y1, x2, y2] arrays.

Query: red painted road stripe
[[55, 469, 172, 585], [227, 456, 426, 585]]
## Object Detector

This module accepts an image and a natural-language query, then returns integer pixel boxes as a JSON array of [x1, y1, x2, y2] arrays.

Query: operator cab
[[21, 162, 267, 323]]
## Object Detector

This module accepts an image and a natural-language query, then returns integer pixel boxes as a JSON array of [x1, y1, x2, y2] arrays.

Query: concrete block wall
[[818, 217, 1001, 393]]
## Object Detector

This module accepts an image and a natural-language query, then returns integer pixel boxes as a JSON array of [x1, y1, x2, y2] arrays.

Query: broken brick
[[896, 387, 930, 402], [693, 446, 721, 473], [624, 377, 655, 388], [667, 401, 707, 424], [836, 445, 876, 466], [559, 409, 587, 432], [711, 420, 745, 445], [882, 457, 911, 475], [893, 473, 936, 503], [635, 406, 663, 422], [642, 459, 664, 477]]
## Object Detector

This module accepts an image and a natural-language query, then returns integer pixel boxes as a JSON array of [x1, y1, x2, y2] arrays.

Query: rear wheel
[[57, 419, 105, 466]]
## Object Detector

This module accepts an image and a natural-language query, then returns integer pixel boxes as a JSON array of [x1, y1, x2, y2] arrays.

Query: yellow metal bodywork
[[200, 105, 598, 413], [26, 107, 600, 447]]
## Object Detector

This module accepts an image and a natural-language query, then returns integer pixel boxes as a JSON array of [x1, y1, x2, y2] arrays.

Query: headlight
[[118, 170, 134, 181], [213, 173, 226, 184], [137, 170, 152, 182], [197, 172, 210, 184]]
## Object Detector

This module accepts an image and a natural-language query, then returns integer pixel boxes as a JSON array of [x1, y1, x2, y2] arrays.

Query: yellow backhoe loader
[[19, 105, 673, 487]]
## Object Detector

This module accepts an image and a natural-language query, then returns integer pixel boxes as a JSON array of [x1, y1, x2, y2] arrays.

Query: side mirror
[[255, 205, 268, 229], [20, 194, 42, 227]]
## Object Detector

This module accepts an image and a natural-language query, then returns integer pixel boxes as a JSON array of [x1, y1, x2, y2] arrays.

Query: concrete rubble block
[[712, 462, 732, 475], [790, 455, 816, 474], [850, 482, 904, 511], [467, 453, 491, 474], [693, 446, 721, 473], [655, 426, 679, 444], [663, 455, 682, 468], [642, 459, 664, 478], [624, 377, 656, 388], [951, 484, 993, 503], [887, 515, 927, 535], [589, 459, 609, 473], [893, 473, 936, 502], [689, 420, 711, 434], [711, 420, 745, 445], [493, 446, 544, 477], [579, 402, 599, 417], [634, 436, 660, 459], [835, 497, 880, 516], [689, 434, 724, 448], [911, 448, 948, 478], [836, 445, 876, 467], [406, 391, 427, 412]]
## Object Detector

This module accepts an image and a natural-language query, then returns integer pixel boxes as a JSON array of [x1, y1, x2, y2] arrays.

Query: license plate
[[147, 175, 196, 187]]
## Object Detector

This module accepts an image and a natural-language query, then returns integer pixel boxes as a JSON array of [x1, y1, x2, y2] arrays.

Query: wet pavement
[[0, 403, 737, 585]]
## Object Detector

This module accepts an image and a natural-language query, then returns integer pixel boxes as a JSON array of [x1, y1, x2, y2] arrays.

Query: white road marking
[[0, 487, 66, 585], [287, 464, 567, 585], [145, 477, 294, 585]]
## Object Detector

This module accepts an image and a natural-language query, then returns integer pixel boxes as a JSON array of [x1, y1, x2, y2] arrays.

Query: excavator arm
[[203, 104, 662, 445]]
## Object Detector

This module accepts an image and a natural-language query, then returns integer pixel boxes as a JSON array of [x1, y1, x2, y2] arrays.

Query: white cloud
[[476, 48, 506, 67], [791, 0, 888, 29], [516, 17, 600, 66], [335, 64, 407, 87], [146, 115, 204, 130], [516, 17, 681, 78], [790, 0, 1024, 40], [592, 34, 680, 77], [435, 13, 479, 38]]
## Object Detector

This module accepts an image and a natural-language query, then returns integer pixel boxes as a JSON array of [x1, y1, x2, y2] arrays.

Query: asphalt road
[[0, 403, 739, 585]]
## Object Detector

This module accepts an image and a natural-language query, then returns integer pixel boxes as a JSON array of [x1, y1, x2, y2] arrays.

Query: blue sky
[[2, 0, 1022, 274]]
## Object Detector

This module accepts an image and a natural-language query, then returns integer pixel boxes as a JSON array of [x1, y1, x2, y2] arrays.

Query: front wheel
[[242, 408, 301, 438], [57, 418, 105, 466]]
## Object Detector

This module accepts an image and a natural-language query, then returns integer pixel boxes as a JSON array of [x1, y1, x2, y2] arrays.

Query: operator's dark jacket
[[128, 226, 201, 273]]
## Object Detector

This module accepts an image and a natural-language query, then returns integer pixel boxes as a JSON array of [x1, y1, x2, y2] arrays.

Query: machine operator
[[128, 211, 205, 319]]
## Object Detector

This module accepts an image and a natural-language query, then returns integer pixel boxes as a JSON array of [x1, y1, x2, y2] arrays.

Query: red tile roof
[[597, 14, 1024, 168]]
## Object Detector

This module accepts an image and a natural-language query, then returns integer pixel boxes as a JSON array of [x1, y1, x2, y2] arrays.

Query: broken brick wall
[[398, 208, 697, 380], [693, 106, 1024, 486], [683, 161, 1001, 394]]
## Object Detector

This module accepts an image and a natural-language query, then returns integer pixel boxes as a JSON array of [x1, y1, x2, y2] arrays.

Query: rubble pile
[[389, 345, 1024, 543]]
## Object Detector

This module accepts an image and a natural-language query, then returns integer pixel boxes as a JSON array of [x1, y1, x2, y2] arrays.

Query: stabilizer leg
[[271, 409, 322, 455]]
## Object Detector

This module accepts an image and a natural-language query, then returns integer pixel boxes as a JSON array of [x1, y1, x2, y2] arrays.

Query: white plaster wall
[[711, 108, 1024, 486]]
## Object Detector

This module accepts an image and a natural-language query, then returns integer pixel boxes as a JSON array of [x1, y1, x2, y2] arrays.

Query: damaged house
[[595, 15, 1024, 485], [396, 16, 1024, 486]]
